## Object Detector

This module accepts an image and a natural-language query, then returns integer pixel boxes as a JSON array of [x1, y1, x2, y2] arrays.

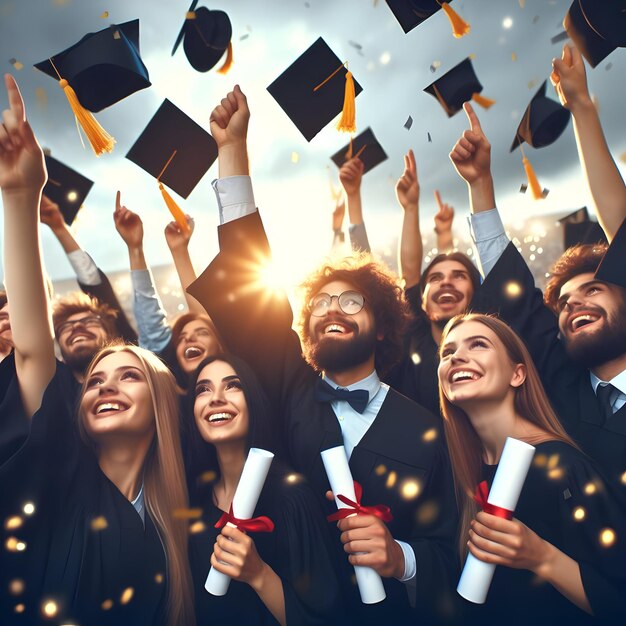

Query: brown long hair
[[79, 344, 194, 626], [438, 314, 577, 558]]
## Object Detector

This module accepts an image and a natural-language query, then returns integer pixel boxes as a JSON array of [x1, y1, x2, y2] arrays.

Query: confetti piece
[[551, 31, 569, 44], [90, 516, 108, 531], [120, 587, 134, 605], [291, 151, 299, 164], [22, 502, 35, 516], [400, 479, 421, 499], [113, 30, 121, 40], [518, 0, 525, 7], [386, 471, 397, 488], [429, 60, 441, 73], [53, 0, 71, 5], [198, 470, 216, 484], [4, 516, 23, 530], [15, 604, 25, 614], [404, 115, 413, 130], [427, 132, 432, 143], [422, 428, 438, 442], [600, 528, 616, 547], [348, 41, 362, 50], [239, 33, 249, 41], [528, 79, 537, 89], [9, 579, 24, 595], [541, 188, 550, 198], [605, 62, 613, 71], [619, 152, 626, 164], [511, 52, 517, 61], [100, 11, 109, 18], [8, 58, 23, 70], [41, 600, 58, 618], [189, 521, 206, 534], [172, 507, 203, 520], [35, 88, 47, 108], [468, 53, 476, 60], [519, 183, 528, 193], [101, 599, 113, 610], [532, 15, 540, 24]]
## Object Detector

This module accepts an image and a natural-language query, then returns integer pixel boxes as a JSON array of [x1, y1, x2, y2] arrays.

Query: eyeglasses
[[55, 315, 103, 337], [308, 291, 365, 317]]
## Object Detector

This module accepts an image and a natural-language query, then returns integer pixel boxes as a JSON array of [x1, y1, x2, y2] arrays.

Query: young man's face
[[557, 272, 626, 368], [56, 310, 110, 373], [422, 260, 474, 324], [0, 302, 12, 346]]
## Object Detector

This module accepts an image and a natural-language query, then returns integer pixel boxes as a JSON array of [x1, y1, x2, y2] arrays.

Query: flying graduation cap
[[35, 20, 150, 155], [564, 0, 626, 68], [126, 99, 218, 232], [43, 155, 94, 225], [267, 37, 363, 142], [330, 127, 388, 174], [511, 81, 571, 200], [424, 57, 495, 117], [171, 1, 233, 73], [557, 207, 607, 250], [386, 0, 470, 38]]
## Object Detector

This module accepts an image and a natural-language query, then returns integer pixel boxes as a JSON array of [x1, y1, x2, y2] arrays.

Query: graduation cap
[[385, 1, 470, 37], [595, 215, 626, 289], [424, 57, 494, 118], [34, 20, 150, 155], [126, 99, 217, 232], [330, 127, 388, 174], [511, 81, 570, 200], [43, 155, 94, 225], [558, 207, 608, 250], [171, 1, 233, 73], [564, 0, 626, 68], [267, 37, 363, 142]]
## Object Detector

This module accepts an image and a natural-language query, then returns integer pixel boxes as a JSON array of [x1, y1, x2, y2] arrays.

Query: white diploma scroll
[[457, 437, 535, 604], [205, 447, 275, 596], [321, 445, 386, 604]]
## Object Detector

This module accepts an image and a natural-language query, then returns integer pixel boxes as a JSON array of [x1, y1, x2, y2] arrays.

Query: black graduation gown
[[188, 211, 460, 625], [461, 441, 626, 626], [190, 462, 346, 625], [0, 358, 167, 626]]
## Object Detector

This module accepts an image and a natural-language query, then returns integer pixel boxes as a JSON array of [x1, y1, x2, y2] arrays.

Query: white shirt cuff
[[212, 175, 256, 225], [67, 250, 101, 286], [395, 540, 416, 582], [467, 208, 505, 243]]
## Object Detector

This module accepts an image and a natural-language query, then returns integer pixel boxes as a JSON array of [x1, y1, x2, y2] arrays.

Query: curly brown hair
[[544, 243, 608, 313], [298, 254, 411, 377], [52, 292, 119, 339]]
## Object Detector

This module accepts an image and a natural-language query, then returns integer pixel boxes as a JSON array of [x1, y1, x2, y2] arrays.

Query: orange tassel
[[345, 136, 353, 160], [471, 92, 496, 109], [217, 42, 233, 75], [159, 183, 191, 233], [336, 70, 356, 133], [440, 2, 470, 38], [59, 79, 115, 156], [522, 157, 543, 200]]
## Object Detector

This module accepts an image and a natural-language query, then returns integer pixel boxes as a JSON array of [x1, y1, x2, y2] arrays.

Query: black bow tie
[[314, 378, 369, 414]]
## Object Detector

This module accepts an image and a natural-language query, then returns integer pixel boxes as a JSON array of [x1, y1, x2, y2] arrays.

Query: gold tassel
[[216, 42, 233, 75], [471, 92, 496, 109], [59, 79, 115, 156], [159, 183, 191, 233], [336, 70, 356, 133], [345, 136, 354, 160], [522, 157, 543, 200], [440, 2, 470, 38]]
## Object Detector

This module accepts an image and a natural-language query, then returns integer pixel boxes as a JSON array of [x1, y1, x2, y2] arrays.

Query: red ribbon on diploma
[[215, 506, 275, 533], [474, 480, 514, 520], [327, 481, 393, 522]]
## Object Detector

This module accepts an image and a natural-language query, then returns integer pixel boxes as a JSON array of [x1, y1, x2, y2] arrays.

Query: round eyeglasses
[[308, 291, 365, 317]]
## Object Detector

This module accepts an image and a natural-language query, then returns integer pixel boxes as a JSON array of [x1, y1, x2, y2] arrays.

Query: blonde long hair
[[79, 344, 194, 626], [438, 314, 577, 558]]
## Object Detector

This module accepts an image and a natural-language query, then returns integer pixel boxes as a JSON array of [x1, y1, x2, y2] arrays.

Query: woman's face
[[176, 319, 221, 374], [438, 320, 525, 409], [193, 360, 249, 446], [81, 351, 155, 442]]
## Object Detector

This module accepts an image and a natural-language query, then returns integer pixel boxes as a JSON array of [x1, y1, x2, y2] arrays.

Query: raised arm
[[0, 74, 54, 417], [330, 197, 346, 254], [339, 157, 370, 253], [433, 190, 454, 253], [551, 43, 626, 242]]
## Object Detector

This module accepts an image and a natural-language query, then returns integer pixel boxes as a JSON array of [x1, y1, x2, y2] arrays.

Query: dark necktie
[[314, 378, 369, 414], [596, 383, 616, 425]]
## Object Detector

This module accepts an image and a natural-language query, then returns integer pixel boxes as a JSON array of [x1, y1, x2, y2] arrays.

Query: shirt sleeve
[[348, 222, 371, 253], [212, 176, 257, 225], [66, 250, 102, 286], [468, 209, 510, 278], [131, 269, 172, 353], [395, 539, 417, 582]]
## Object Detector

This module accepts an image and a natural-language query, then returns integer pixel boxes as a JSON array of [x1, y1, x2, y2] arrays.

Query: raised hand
[[164, 215, 194, 252], [39, 194, 66, 231], [395, 149, 420, 211], [210, 84, 250, 150], [113, 190, 144, 250], [449, 102, 491, 185], [433, 190, 454, 234], [339, 157, 364, 197], [0, 74, 46, 194], [551, 44, 591, 113]]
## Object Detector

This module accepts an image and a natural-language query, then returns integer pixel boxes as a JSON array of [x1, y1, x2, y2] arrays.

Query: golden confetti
[[101, 599, 113, 610], [8, 58, 24, 70], [548, 467, 564, 480], [5, 537, 26, 552], [469, 53, 476, 60], [528, 79, 537, 89], [385, 471, 397, 489], [5, 516, 23, 530], [35, 88, 48, 108], [511, 52, 517, 62], [285, 473, 301, 484], [504, 281, 522, 297], [400, 479, 421, 500], [518, 0, 525, 8], [100, 11, 109, 18], [547, 454, 560, 470], [9, 579, 25, 595], [23, 502, 35, 516], [291, 152, 299, 164], [572, 506, 586, 521], [411, 352, 421, 365], [533, 454, 547, 467], [90, 516, 108, 531], [584, 482, 597, 495], [53, 0, 71, 5], [15, 604, 25, 614], [120, 587, 134, 604], [113, 30, 121, 40], [41, 599, 58, 618], [621, 471, 626, 484], [173, 508, 202, 520], [416, 501, 439, 525], [155, 573, 164, 584], [375, 464, 386, 476], [189, 521, 206, 534], [422, 428, 438, 443], [619, 153, 626, 164], [600, 528, 615, 547]]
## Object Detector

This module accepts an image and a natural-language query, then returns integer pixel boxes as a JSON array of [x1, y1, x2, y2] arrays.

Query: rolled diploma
[[457, 437, 535, 604], [205, 447, 275, 596], [321, 445, 386, 604]]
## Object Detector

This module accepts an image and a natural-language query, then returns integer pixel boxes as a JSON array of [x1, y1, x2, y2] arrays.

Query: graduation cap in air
[[564, 0, 626, 68], [595, 215, 626, 289], [511, 81, 570, 200], [558, 207, 608, 250], [34, 20, 150, 155], [171, 1, 233, 73], [424, 57, 494, 118], [385, 1, 470, 37], [330, 127, 388, 174], [43, 155, 94, 225], [126, 99, 218, 232], [267, 37, 363, 142]]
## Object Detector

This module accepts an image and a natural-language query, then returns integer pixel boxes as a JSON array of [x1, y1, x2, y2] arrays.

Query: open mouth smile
[[94, 401, 129, 415], [568, 312, 602, 333], [205, 411, 235, 424], [435, 290, 463, 306], [184, 346, 205, 360], [448, 369, 481, 384]]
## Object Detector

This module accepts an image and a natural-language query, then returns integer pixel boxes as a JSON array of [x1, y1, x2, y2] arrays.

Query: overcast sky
[[0, 0, 625, 288]]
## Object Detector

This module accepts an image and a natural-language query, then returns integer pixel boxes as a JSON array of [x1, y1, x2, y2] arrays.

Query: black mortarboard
[[171, 1, 233, 73], [558, 207, 608, 249], [267, 37, 363, 142], [595, 215, 626, 289], [385, 1, 469, 37], [424, 57, 492, 117], [34, 19, 150, 112], [330, 127, 388, 174], [564, 0, 626, 68], [510, 81, 570, 151], [126, 99, 217, 198], [43, 155, 94, 225]]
